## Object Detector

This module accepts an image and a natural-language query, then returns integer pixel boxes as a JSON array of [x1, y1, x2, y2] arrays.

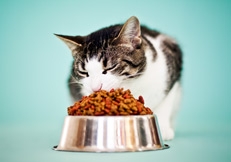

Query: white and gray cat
[[55, 16, 182, 140]]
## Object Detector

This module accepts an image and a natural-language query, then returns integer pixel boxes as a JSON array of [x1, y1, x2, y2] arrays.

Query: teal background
[[0, 0, 231, 162]]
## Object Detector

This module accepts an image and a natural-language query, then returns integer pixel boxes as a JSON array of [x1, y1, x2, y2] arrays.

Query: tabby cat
[[55, 16, 182, 140]]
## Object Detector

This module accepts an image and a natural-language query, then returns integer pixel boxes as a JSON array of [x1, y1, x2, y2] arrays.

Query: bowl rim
[[65, 114, 156, 118]]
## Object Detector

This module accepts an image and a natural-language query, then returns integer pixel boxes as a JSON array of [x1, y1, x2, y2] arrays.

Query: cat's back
[[141, 26, 160, 38]]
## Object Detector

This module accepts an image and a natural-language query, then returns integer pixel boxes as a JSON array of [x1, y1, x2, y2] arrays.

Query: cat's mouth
[[92, 83, 103, 92]]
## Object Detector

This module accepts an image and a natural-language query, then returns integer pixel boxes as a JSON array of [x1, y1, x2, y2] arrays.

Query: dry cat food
[[68, 88, 153, 116]]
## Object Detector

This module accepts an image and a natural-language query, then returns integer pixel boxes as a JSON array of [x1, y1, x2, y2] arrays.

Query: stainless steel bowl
[[53, 115, 169, 152]]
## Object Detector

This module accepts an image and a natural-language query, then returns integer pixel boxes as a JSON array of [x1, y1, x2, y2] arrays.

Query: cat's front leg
[[154, 81, 182, 141], [156, 114, 175, 141]]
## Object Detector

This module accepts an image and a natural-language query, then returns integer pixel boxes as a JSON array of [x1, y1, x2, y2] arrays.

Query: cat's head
[[55, 16, 146, 95]]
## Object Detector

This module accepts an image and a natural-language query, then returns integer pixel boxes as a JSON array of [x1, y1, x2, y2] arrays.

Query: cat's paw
[[160, 126, 175, 141]]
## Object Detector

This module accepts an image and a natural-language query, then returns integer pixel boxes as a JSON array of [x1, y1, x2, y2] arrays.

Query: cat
[[55, 16, 182, 140]]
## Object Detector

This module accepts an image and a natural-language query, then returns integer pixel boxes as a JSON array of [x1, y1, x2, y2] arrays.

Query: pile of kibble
[[67, 88, 153, 116]]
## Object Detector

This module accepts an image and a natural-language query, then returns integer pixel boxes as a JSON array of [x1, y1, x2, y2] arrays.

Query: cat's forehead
[[86, 25, 122, 42], [83, 25, 122, 50], [85, 58, 103, 72]]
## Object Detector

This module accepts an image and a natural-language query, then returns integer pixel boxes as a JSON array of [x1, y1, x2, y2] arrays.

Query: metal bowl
[[53, 115, 169, 152]]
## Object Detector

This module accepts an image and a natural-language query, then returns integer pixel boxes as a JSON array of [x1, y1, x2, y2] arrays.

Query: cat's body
[[56, 16, 182, 140]]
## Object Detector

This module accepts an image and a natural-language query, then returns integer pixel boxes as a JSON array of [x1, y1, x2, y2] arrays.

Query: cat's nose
[[91, 77, 102, 92], [92, 83, 102, 92]]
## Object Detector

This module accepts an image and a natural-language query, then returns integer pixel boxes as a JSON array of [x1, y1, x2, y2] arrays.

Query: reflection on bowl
[[53, 115, 169, 152]]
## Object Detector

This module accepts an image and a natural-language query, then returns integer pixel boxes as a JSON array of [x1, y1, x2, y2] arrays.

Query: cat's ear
[[112, 16, 141, 50], [54, 34, 84, 57]]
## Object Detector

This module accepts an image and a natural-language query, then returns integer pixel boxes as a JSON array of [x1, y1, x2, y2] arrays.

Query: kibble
[[67, 88, 153, 116]]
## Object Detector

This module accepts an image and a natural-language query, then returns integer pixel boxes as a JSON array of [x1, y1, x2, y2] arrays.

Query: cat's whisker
[[69, 75, 83, 86], [69, 81, 82, 85], [104, 81, 114, 89]]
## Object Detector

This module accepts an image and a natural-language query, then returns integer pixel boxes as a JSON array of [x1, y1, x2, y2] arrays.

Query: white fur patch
[[80, 58, 122, 95]]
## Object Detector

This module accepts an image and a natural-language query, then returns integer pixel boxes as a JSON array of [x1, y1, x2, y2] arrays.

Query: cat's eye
[[77, 70, 89, 77], [121, 72, 130, 76], [102, 64, 117, 75]]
